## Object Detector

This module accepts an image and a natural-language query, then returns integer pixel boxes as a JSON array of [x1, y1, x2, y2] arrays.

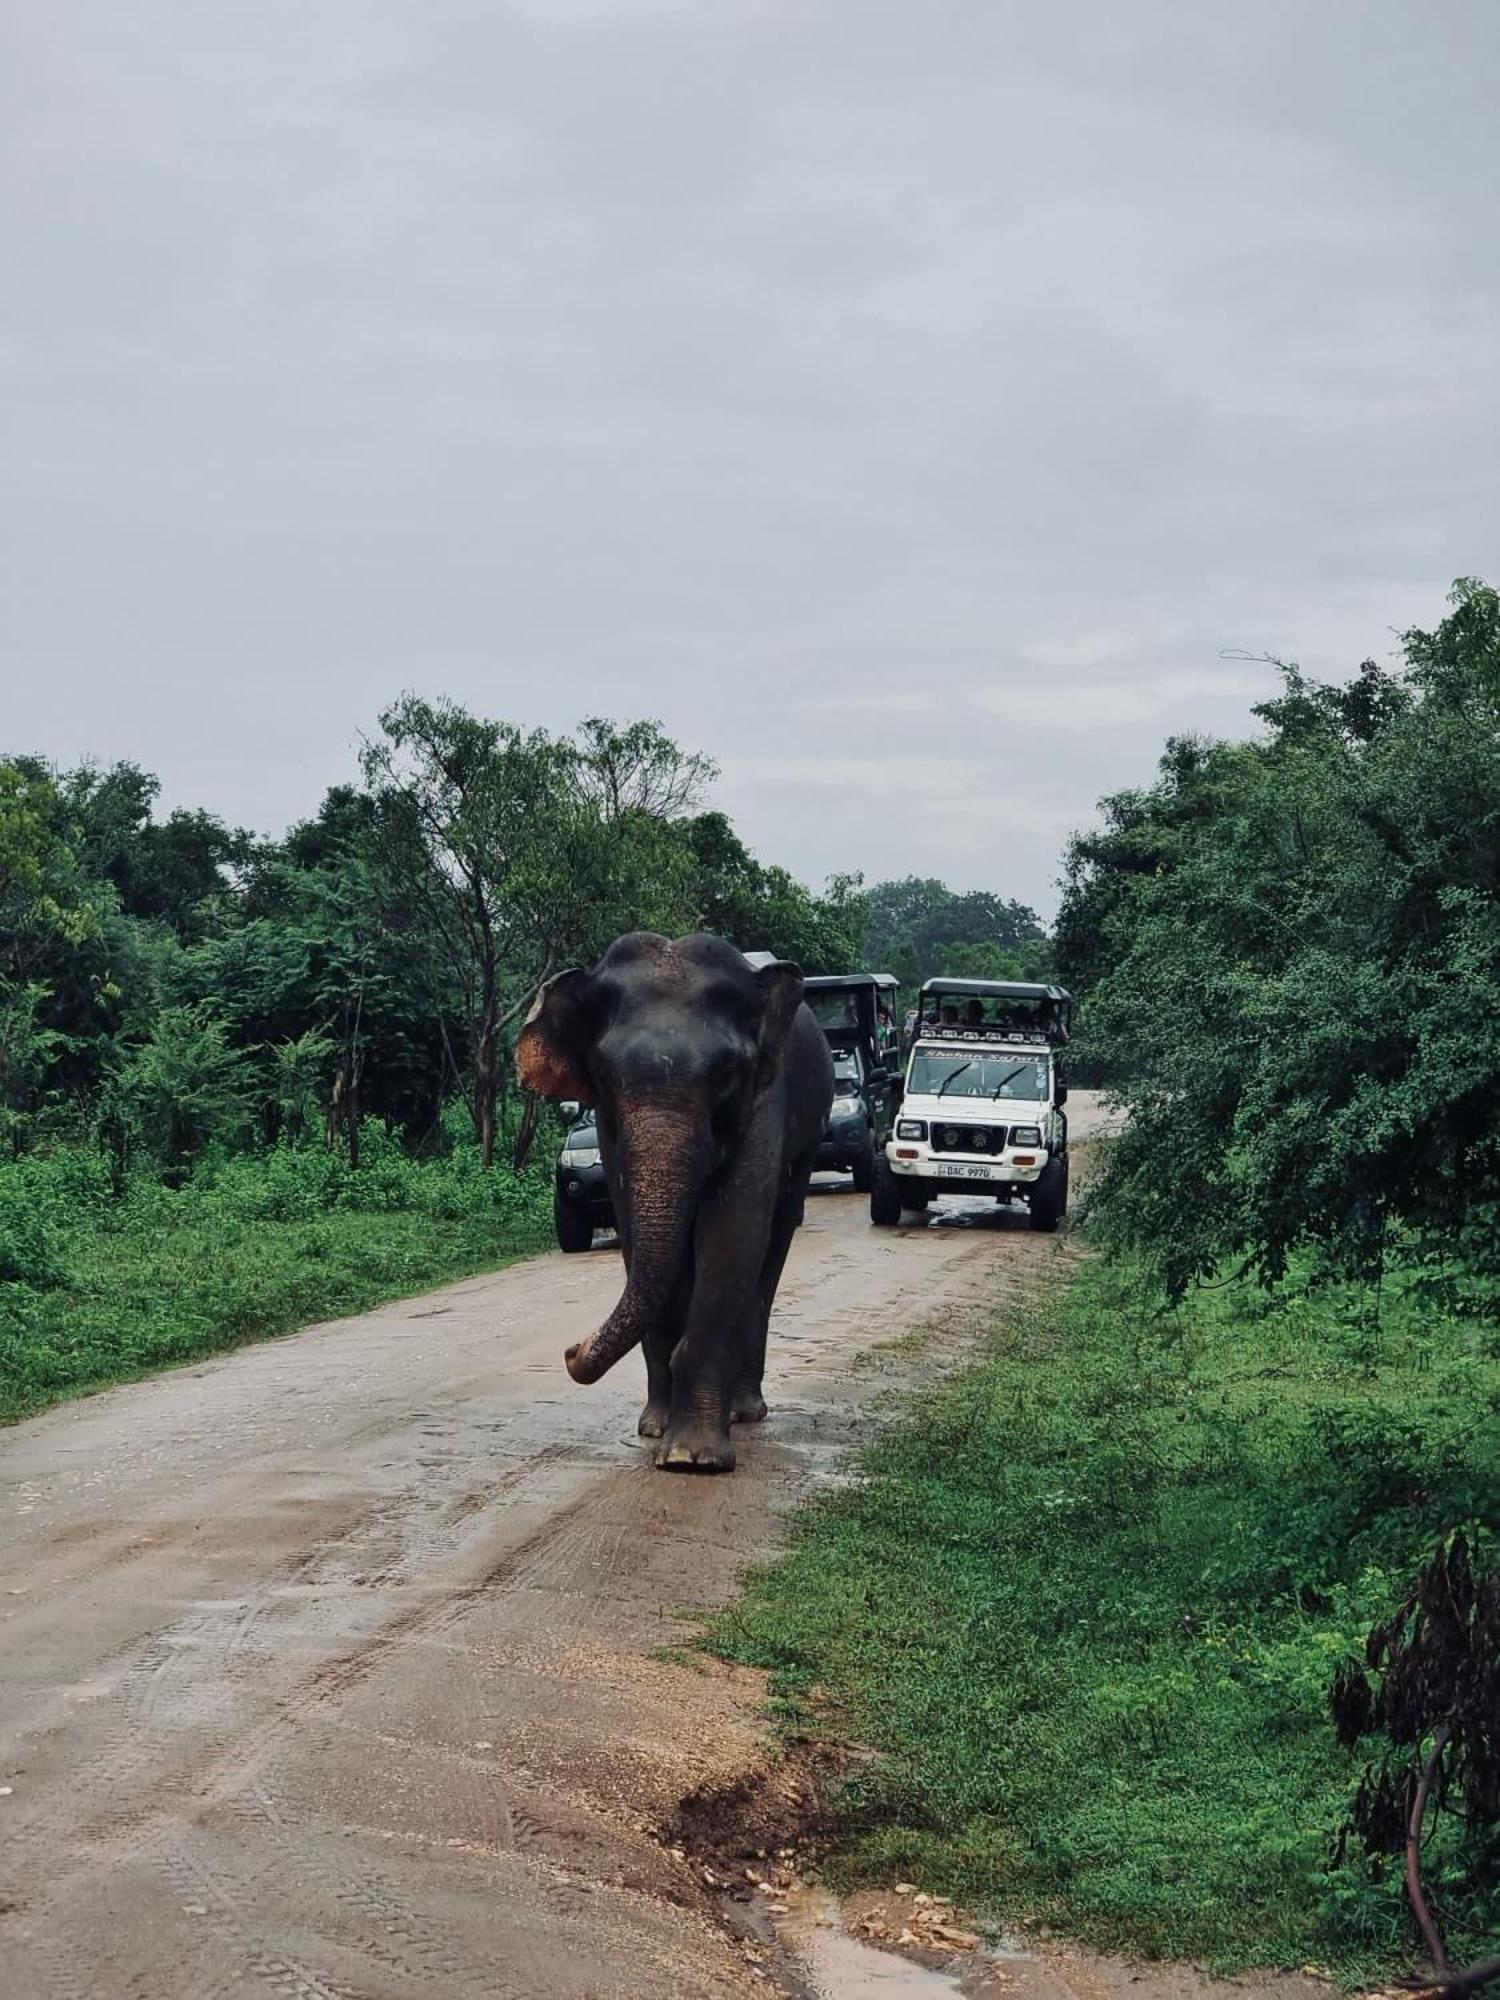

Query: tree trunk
[[475, 1023, 497, 1170], [475, 945, 499, 1170], [325, 1060, 362, 1168], [511, 1093, 539, 1172]]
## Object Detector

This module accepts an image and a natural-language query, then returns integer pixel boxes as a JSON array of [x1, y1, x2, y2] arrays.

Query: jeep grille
[[929, 1123, 1008, 1155]]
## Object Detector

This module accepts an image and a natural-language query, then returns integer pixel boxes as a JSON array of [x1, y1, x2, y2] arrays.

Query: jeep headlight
[[1009, 1126, 1042, 1148], [562, 1146, 601, 1168], [895, 1118, 927, 1141]]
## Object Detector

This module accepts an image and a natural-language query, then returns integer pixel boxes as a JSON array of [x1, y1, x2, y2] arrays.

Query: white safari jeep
[[870, 978, 1073, 1233]]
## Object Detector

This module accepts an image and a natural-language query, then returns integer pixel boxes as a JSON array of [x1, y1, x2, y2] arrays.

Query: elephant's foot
[[637, 1401, 668, 1439], [653, 1425, 735, 1473], [729, 1386, 768, 1425]]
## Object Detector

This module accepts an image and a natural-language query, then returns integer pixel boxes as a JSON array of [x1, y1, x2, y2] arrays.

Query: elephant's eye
[[710, 1095, 739, 1146], [713, 1056, 752, 1130], [708, 1045, 744, 1094]]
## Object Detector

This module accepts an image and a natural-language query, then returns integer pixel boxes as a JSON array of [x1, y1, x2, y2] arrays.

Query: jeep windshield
[[831, 1051, 862, 1097], [808, 990, 866, 1033], [906, 1050, 1049, 1101]]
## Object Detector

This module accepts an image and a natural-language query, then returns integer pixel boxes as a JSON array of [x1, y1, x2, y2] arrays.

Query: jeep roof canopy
[[916, 977, 1072, 1046], [802, 973, 900, 996], [918, 978, 1069, 1003], [802, 972, 901, 1054]]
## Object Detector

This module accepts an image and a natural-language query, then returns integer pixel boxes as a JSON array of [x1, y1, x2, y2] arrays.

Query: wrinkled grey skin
[[517, 933, 834, 1472]]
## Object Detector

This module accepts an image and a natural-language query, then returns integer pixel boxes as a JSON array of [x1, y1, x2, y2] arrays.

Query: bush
[[0, 1165, 69, 1288], [0, 1127, 553, 1422]]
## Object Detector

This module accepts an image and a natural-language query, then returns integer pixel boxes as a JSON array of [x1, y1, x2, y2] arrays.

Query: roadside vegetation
[[716, 1249, 1499, 1979], [0, 1125, 553, 1423], [718, 580, 1500, 1984]]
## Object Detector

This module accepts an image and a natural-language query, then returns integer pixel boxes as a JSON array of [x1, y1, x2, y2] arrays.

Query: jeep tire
[[554, 1191, 595, 1253], [869, 1156, 902, 1227], [1028, 1153, 1068, 1233], [851, 1135, 876, 1194]]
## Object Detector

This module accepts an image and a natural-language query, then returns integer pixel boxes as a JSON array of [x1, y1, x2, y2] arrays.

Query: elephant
[[516, 932, 834, 1472]]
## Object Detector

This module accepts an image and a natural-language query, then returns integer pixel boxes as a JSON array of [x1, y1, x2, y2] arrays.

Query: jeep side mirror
[[559, 1100, 581, 1122]]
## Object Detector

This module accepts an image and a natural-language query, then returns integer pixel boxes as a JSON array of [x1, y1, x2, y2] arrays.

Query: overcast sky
[[5, 1, 1497, 918]]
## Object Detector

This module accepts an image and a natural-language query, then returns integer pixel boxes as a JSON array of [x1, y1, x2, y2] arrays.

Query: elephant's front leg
[[733, 1162, 810, 1425], [637, 1326, 674, 1440], [655, 1182, 764, 1472], [638, 1263, 692, 1440], [656, 1311, 749, 1470]]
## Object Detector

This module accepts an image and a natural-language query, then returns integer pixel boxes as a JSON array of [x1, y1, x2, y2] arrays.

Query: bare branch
[[1406, 1724, 1452, 1977]]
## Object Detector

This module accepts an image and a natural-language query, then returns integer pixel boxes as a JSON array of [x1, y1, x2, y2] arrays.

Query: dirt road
[[1, 1108, 1109, 2000]]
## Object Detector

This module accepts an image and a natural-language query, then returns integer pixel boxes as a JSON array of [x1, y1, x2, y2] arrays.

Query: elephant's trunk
[[564, 1102, 706, 1385]]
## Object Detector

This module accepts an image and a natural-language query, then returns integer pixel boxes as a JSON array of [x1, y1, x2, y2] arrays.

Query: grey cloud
[[4, 0, 1496, 918]]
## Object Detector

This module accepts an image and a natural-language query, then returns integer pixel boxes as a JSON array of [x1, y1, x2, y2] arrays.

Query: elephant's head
[[516, 933, 805, 1385]]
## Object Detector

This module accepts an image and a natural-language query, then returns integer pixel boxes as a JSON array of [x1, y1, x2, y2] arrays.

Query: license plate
[[933, 1161, 997, 1180]]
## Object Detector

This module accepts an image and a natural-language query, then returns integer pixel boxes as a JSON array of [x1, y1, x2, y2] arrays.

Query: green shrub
[[0, 1127, 553, 1422], [0, 1158, 73, 1287]]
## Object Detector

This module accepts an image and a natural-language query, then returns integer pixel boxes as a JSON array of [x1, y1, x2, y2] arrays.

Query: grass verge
[[0, 1133, 553, 1422], [710, 1249, 1500, 1981]]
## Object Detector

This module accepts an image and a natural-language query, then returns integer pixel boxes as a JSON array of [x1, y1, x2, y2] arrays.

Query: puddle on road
[[779, 1889, 972, 1998]]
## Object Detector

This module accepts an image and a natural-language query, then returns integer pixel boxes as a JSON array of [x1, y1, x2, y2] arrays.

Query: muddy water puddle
[[781, 1888, 1010, 1998]]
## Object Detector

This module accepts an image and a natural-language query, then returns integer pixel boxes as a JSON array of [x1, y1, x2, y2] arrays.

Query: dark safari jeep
[[802, 972, 902, 1193], [552, 1103, 612, 1252]]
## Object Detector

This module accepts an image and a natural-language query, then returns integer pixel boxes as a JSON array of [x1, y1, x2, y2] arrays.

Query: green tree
[[684, 812, 867, 971], [936, 936, 1055, 982], [0, 761, 120, 1149], [573, 716, 717, 822], [0, 716, 874, 1179], [862, 877, 1044, 983], [191, 792, 450, 1155], [359, 700, 569, 1166], [61, 761, 249, 940], [1061, 578, 1500, 1298], [268, 1030, 337, 1147], [359, 702, 713, 1167], [103, 1002, 253, 1182]]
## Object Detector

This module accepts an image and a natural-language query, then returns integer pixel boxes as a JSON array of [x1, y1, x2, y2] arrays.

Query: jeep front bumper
[[885, 1143, 1046, 1186]]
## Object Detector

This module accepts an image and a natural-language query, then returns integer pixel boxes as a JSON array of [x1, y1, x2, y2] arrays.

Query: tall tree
[[60, 760, 248, 940], [684, 813, 866, 972], [1060, 577, 1500, 1297], [360, 699, 583, 1167], [573, 717, 717, 822], [861, 876, 1045, 985], [0, 760, 133, 1149]]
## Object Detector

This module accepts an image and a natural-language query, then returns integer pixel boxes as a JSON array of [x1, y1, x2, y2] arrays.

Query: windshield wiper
[[934, 1062, 973, 1097], [990, 1065, 1032, 1099]]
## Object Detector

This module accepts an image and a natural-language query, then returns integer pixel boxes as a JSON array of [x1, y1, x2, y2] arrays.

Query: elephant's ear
[[516, 969, 597, 1104], [752, 960, 805, 1091]]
